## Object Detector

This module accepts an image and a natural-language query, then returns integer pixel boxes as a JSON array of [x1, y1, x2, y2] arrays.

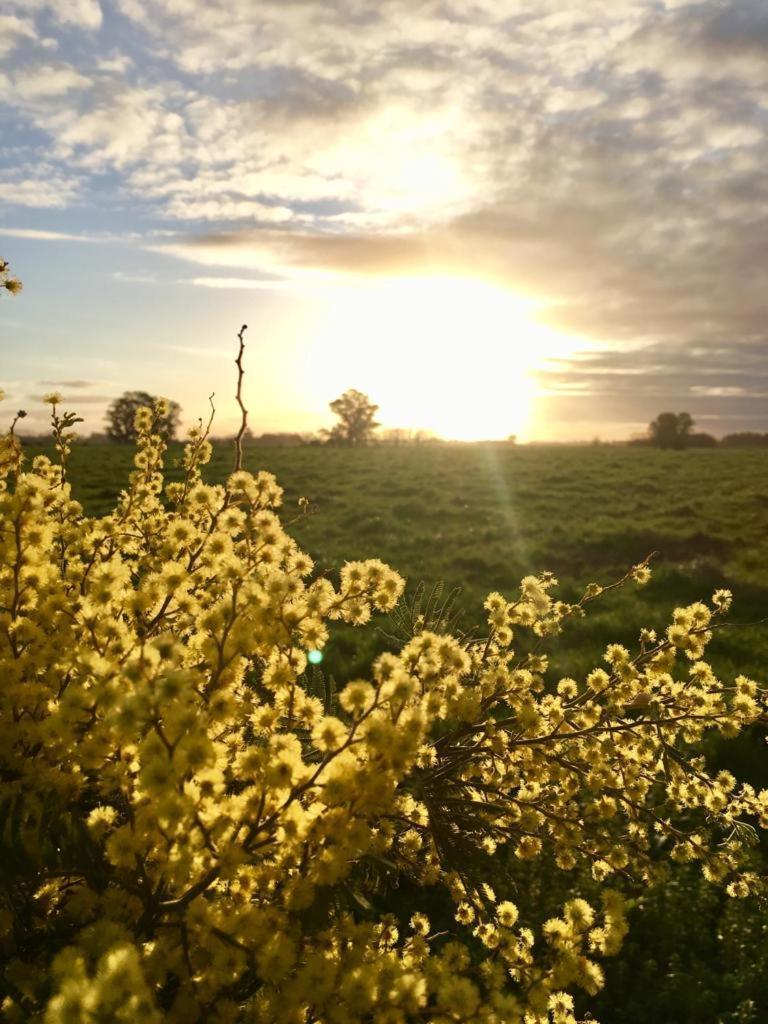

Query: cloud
[[2, 0, 768, 436], [675, 0, 768, 58], [5, 1, 767, 227], [0, 227, 96, 241], [185, 276, 295, 290], [48, 84, 188, 171], [5, 0, 102, 31], [111, 270, 161, 285], [533, 337, 768, 436], [27, 392, 115, 403], [153, 228, 452, 280], [109, 269, 291, 289], [0, 167, 83, 208], [58, 0, 103, 29], [690, 385, 755, 397], [96, 54, 133, 73], [26, 379, 116, 407], [12, 65, 92, 99], [0, 14, 37, 58]]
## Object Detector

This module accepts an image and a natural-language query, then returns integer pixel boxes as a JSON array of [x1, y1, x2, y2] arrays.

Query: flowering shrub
[[1, 395, 766, 1024], [0, 259, 22, 297]]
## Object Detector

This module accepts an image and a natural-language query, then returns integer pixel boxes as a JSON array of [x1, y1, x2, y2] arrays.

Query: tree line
[[634, 411, 768, 449], [101, 396, 767, 450], [100, 388, 381, 446]]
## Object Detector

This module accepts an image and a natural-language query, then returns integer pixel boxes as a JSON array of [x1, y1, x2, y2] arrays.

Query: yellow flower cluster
[[1, 396, 766, 1023], [0, 258, 22, 297]]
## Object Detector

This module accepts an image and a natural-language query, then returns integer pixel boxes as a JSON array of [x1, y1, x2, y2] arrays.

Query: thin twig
[[233, 324, 248, 472], [9, 410, 26, 436]]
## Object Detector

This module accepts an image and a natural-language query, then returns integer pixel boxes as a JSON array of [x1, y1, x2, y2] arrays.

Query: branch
[[233, 323, 249, 473]]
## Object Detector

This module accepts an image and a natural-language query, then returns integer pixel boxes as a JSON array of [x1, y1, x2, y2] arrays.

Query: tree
[[325, 388, 379, 446], [722, 432, 768, 448], [106, 390, 181, 443], [687, 431, 718, 448], [648, 411, 695, 449], [1, 258, 22, 296]]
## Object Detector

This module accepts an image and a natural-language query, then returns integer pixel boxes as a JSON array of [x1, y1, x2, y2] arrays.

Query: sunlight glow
[[306, 277, 583, 441]]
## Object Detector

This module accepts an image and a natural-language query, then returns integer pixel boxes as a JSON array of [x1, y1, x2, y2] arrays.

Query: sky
[[1, 0, 768, 442]]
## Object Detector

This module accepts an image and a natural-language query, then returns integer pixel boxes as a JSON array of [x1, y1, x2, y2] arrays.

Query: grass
[[32, 439, 768, 688]]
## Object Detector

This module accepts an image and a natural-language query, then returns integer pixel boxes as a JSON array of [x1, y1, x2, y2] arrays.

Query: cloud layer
[[2, 0, 768, 435]]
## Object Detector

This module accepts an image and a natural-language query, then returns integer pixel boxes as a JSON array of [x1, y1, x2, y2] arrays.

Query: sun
[[305, 275, 577, 441]]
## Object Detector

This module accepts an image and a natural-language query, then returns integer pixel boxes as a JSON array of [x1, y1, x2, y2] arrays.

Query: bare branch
[[233, 324, 249, 472]]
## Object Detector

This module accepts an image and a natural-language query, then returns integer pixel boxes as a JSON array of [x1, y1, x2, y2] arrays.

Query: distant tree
[[252, 432, 305, 447], [325, 389, 379, 446], [1, 258, 22, 296], [106, 391, 181, 443], [677, 411, 694, 440], [722, 432, 768, 448], [687, 432, 718, 448], [648, 411, 695, 449]]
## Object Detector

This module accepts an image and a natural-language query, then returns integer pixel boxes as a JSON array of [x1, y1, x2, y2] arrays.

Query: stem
[[234, 324, 248, 472]]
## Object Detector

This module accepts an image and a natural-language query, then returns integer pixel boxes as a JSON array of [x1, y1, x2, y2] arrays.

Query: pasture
[[34, 439, 768, 683]]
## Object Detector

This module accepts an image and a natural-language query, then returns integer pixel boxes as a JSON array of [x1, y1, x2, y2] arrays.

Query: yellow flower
[[312, 716, 348, 752], [497, 901, 519, 928]]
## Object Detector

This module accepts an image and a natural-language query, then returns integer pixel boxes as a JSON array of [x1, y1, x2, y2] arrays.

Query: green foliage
[[382, 580, 467, 647], [594, 866, 768, 1024]]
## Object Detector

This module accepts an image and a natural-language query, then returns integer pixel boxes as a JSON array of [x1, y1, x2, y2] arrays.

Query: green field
[[19, 439, 768, 1022], [31, 440, 768, 684]]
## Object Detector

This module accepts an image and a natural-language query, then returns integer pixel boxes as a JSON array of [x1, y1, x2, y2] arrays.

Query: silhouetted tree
[[722, 432, 768, 448], [687, 432, 718, 448], [325, 389, 379, 446], [648, 411, 695, 449], [1, 258, 22, 296], [106, 391, 181, 443]]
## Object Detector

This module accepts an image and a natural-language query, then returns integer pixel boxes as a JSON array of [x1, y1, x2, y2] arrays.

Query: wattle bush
[[1, 397, 766, 1023]]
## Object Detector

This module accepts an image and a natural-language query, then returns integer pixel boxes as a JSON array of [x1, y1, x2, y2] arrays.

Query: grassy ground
[[33, 440, 768, 687]]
